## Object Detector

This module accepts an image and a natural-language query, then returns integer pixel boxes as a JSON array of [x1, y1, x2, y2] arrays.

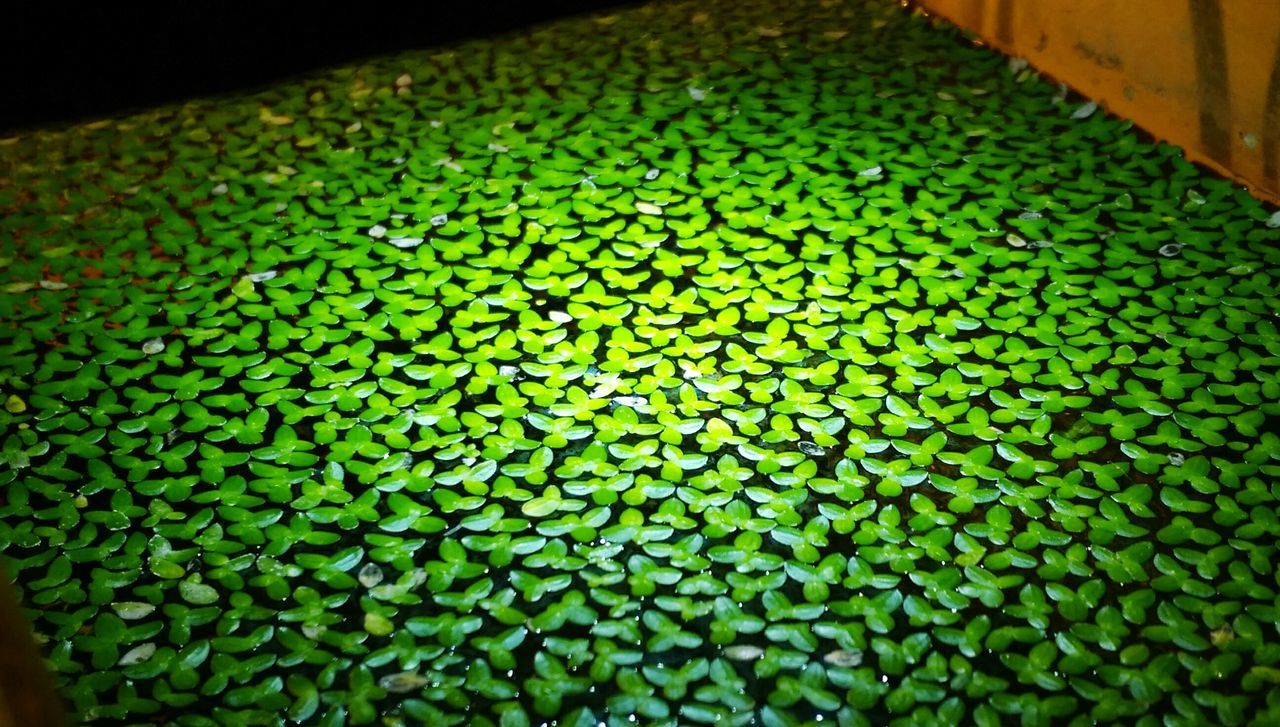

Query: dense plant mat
[[3, 0, 1280, 724]]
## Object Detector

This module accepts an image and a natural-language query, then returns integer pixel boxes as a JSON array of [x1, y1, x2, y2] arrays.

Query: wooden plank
[[915, 0, 1280, 205]]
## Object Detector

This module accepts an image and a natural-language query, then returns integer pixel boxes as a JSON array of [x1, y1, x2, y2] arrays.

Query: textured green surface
[[3, 0, 1280, 725]]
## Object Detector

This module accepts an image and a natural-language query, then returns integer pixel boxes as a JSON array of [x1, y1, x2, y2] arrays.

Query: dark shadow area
[[0, 0, 635, 133]]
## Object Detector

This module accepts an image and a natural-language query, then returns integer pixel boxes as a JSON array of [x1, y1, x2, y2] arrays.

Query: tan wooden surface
[[0, 567, 65, 727], [915, 0, 1280, 205]]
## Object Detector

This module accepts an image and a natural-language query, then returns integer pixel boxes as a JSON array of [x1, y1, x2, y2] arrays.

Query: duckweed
[[3, 0, 1280, 725]]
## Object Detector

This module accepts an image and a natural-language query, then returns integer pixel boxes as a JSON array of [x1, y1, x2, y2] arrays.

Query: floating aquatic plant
[[2, 0, 1280, 725]]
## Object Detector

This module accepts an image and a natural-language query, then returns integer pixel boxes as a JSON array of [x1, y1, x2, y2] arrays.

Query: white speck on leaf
[[1158, 243, 1184, 257], [248, 270, 277, 282], [824, 649, 864, 667], [1266, 210, 1280, 228], [112, 602, 156, 620], [379, 672, 431, 693], [39, 280, 68, 290], [858, 165, 882, 177], [1071, 101, 1098, 119], [389, 237, 423, 249], [369, 225, 387, 238], [142, 338, 165, 355], [799, 441, 826, 456], [119, 643, 156, 666], [430, 214, 449, 226], [1006, 234, 1027, 248], [359, 563, 384, 588], [406, 568, 427, 588], [725, 645, 765, 661], [179, 580, 219, 605], [395, 74, 413, 88], [687, 86, 707, 102], [590, 375, 622, 399], [635, 201, 663, 215], [433, 156, 463, 172], [211, 183, 228, 195]]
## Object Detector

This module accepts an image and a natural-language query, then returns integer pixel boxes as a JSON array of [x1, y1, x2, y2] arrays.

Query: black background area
[[0, 0, 633, 133]]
